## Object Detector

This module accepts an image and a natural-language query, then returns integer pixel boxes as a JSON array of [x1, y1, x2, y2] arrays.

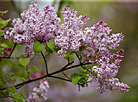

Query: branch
[[0, 61, 92, 91], [41, 51, 48, 75], [50, 75, 71, 82], [8, 43, 17, 58], [50, 76, 85, 87], [61, 71, 70, 80]]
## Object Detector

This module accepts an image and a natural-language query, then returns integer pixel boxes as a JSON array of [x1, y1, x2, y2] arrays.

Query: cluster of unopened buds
[[0, 47, 12, 61], [3, 1, 130, 101]]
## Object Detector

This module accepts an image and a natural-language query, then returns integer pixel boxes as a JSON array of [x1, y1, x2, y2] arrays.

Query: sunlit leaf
[[30, 65, 39, 73], [19, 58, 30, 67], [64, 55, 75, 62], [19, 77, 27, 81], [46, 40, 56, 51], [33, 41, 45, 54], [0, 43, 8, 48], [72, 76, 82, 85], [20, 93, 27, 102]]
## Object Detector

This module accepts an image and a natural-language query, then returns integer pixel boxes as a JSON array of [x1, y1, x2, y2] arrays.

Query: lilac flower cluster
[[28, 79, 49, 102], [88, 49, 130, 93], [3, 2, 60, 57], [81, 20, 124, 62], [55, 8, 89, 57]]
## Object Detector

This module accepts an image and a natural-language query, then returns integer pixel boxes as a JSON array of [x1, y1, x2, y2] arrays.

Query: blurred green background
[[0, 0, 138, 102]]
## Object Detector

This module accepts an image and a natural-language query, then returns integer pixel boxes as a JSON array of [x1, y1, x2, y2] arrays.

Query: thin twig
[[26, 66, 30, 81], [75, 52, 82, 64], [61, 70, 70, 80], [0, 57, 15, 59], [8, 43, 17, 58], [41, 52, 48, 75], [50, 75, 71, 82], [61, 61, 74, 70]]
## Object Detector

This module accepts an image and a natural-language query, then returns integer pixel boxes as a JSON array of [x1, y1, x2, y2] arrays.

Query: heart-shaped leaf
[[33, 41, 45, 54], [46, 40, 56, 51], [19, 58, 30, 67]]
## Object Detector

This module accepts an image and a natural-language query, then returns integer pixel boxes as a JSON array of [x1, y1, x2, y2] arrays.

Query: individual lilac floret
[[55, 8, 89, 57], [28, 79, 49, 102], [3, 2, 61, 57]]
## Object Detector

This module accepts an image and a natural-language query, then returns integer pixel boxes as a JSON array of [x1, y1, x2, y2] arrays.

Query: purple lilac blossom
[[3, 2, 61, 57], [54, 8, 89, 57], [28, 79, 49, 102]]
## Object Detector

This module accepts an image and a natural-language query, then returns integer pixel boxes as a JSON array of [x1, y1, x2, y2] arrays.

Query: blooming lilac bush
[[0, 1, 130, 102]]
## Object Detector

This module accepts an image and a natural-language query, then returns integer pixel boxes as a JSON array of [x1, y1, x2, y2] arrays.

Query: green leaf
[[1, 90, 9, 97], [0, 30, 3, 36], [64, 55, 75, 62], [19, 77, 27, 81], [0, 43, 8, 48], [6, 72, 15, 76], [0, 10, 8, 15], [70, 73, 77, 81], [0, 84, 5, 90], [0, 69, 5, 79], [65, 49, 73, 57], [14, 54, 24, 59], [92, 72, 97, 76], [76, 51, 81, 56], [0, 49, 4, 54], [7, 86, 16, 94], [12, 93, 22, 101], [30, 65, 39, 73], [79, 44, 87, 51], [87, 65, 93, 69], [46, 40, 56, 51], [0, 18, 11, 28], [75, 71, 84, 76], [11, 78, 16, 83], [55, 47, 61, 52], [79, 78, 88, 87], [19, 58, 30, 67], [20, 93, 27, 102], [33, 41, 45, 53], [72, 76, 82, 85], [45, 45, 53, 54], [14, 64, 24, 68]]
